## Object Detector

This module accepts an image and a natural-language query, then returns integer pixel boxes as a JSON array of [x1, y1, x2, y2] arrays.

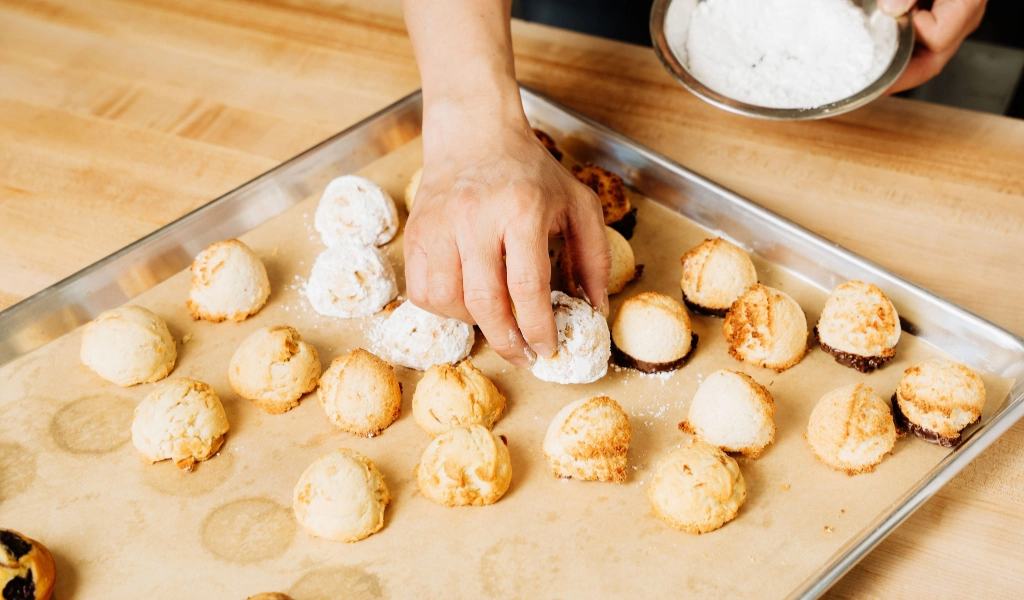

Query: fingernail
[[878, 0, 914, 17], [532, 342, 554, 359]]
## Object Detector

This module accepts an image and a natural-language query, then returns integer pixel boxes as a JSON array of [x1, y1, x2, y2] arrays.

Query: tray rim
[[1, 86, 1022, 599]]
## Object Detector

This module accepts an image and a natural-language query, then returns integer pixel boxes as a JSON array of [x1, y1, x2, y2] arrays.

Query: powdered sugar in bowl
[[651, 0, 914, 120]]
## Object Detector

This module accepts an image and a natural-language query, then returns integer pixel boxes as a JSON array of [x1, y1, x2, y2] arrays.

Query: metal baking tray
[[2, 87, 1022, 599]]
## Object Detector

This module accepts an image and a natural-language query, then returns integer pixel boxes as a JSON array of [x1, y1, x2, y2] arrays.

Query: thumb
[[879, 0, 915, 17]]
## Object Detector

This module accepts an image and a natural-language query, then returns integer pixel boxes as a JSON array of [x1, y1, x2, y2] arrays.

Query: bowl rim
[[650, 0, 916, 120]]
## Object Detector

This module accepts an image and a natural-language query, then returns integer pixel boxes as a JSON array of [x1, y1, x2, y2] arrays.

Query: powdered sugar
[[314, 175, 399, 247], [305, 241, 398, 319], [668, 0, 898, 109], [370, 301, 474, 370], [530, 291, 610, 385]]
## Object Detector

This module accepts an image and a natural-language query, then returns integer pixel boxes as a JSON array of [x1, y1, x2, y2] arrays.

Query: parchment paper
[[0, 139, 1014, 600]]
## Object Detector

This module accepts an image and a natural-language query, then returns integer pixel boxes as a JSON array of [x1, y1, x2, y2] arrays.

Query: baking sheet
[[0, 138, 1014, 599]]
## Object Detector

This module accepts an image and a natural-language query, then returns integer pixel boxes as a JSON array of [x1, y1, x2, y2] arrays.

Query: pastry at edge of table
[[1, 529, 55, 600]]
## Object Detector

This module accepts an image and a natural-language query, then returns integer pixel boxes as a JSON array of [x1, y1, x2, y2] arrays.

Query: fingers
[[564, 186, 612, 314], [504, 225, 556, 358], [886, 34, 964, 94], [913, 0, 986, 53], [879, 0, 916, 17], [404, 240, 431, 310], [424, 232, 474, 323], [461, 239, 532, 368]]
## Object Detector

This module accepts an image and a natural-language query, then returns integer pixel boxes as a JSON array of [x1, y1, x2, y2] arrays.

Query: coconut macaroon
[[723, 285, 808, 372], [893, 359, 986, 448], [317, 349, 402, 437], [530, 291, 611, 385], [680, 370, 775, 458], [533, 128, 564, 161], [542, 396, 631, 483], [571, 163, 637, 239], [314, 175, 398, 247], [647, 440, 746, 534], [292, 448, 390, 543], [374, 301, 474, 371], [80, 305, 176, 387], [187, 239, 271, 322], [131, 378, 230, 472], [611, 292, 696, 373], [228, 326, 321, 415], [1, 529, 56, 600], [807, 383, 897, 475], [404, 166, 423, 213], [412, 360, 506, 437], [557, 226, 643, 296], [680, 238, 758, 317], [816, 281, 901, 373], [306, 241, 398, 319], [415, 424, 512, 507]]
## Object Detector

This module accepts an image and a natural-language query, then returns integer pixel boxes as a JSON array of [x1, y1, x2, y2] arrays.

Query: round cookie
[[894, 359, 986, 448], [415, 424, 512, 507], [816, 281, 901, 372], [571, 163, 636, 239], [542, 396, 632, 483], [131, 378, 230, 471], [723, 284, 808, 372], [187, 239, 270, 322], [412, 360, 506, 437], [374, 301, 474, 371], [680, 370, 775, 458], [611, 291, 696, 373], [530, 291, 610, 385], [807, 383, 897, 474], [647, 440, 746, 534], [557, 226, 643, 296], [247, 595, 293, 600], [404, 166, 423, 213], [306, 242, 398, 319], [80, 305, 176, 387], [680, 238, 758, 316], [317, 349, 402, 437], [314, 175, 398, 247], [292, 448, 390, 542], [228, 326, 321, 415], [0, 529, 55, 600]]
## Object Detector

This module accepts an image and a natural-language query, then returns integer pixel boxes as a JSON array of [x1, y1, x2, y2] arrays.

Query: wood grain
[[1, 0, 1022, 596]]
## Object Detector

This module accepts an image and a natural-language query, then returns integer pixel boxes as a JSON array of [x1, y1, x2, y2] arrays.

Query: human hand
[[882, 0, 987, 94], [404, 98, 611, 368]]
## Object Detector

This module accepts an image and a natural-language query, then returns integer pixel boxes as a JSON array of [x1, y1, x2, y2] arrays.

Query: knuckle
[[407, 284, 430, 308], [428, 281, 461, 309], [508, 273, 549, 303]]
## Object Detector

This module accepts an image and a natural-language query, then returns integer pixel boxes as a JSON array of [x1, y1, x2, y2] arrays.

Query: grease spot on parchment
[[480, 536, 561, 599], [0, 442, 37, 502], [50, 394, 135, 454], [289, 565, 384, 600], [142, 450, 235, 496], [201, 497, 295, 563]]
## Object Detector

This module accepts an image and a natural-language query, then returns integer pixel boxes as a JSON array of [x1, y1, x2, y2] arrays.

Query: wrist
[[422, 77, 529, 159]]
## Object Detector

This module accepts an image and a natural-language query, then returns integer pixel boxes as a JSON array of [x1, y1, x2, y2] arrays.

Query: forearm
[[402, 0, 527, 153]]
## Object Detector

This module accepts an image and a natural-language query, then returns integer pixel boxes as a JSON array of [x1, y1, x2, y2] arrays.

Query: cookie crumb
[[182, 333, 193, 344], [824, 526, 833, 534], [780, 483, 790, 491]]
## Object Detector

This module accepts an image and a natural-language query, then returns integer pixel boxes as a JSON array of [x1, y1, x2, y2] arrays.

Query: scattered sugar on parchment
[[667, 0, 897, 108]]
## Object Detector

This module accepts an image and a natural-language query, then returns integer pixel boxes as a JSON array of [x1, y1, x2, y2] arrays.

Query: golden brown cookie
[[807, 383, 897, 474], [680, 238, 757, 316], [611, 291, 696, 373], [412, 360, 506, 437], [893, 359, 985, 447], [571, 163, 636, 239], [228, 326, 321, 415], [816, 280, 901, 372], [680, 370, 775, 458], [542, 396, 631, 482], [415, 425, 512, 506], [186, 239, 270, 322], [647, 440, 746, 534], [131, 378, 230, 471], [317, 349, 402, 437], [293, 449, 390, 542], [80, 305, 177, 387], [722, 284, 808, 372]]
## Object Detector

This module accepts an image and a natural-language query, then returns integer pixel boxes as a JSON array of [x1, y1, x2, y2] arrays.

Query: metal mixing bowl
[[650, 0, 915, 120]]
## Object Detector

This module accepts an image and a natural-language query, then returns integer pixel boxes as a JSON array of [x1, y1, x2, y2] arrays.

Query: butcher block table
[[1, 0, 1023, 597]]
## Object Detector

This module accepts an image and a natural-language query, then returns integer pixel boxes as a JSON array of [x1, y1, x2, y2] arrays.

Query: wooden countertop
[[2, 0, 1022, 596]]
